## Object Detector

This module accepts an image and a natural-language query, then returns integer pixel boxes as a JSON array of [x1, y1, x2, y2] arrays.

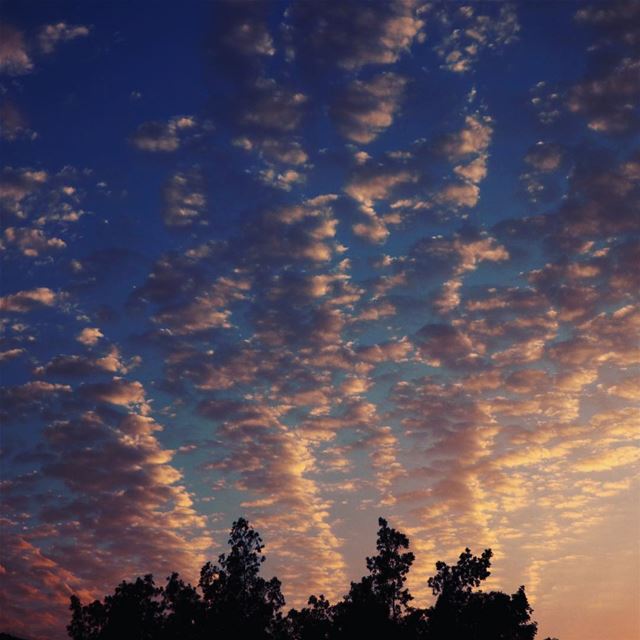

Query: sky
[[0, 1, 639, 638]]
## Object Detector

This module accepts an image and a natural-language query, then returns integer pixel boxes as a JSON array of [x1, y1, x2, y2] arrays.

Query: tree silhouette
[[158, 573, 202, 640], [68, 574, 163, 640], [199, 517, 284, 639], [331, 517, 416, 639], [428, 547, 493, 598], [367, 517, 415, 621], [66, 516, 555, 640], [425, 548, 537, 640], [285, 594, 334, 640]]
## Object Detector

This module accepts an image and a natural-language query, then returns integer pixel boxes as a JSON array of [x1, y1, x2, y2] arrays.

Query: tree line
[[68, 517, 559, 640]]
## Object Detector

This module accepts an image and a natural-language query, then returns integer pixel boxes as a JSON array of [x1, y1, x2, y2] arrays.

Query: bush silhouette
[[68, 517, 554, 640]]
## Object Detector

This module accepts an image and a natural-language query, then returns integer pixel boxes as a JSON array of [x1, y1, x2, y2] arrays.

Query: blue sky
[[1, 2, 639, 639]]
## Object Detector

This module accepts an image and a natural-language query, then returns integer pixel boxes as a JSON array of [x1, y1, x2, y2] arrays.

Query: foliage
[[428, 547, 493, 597], [198, 517, 284, 639], [67, 517, 554, 640], [366, 517, 415, 620]]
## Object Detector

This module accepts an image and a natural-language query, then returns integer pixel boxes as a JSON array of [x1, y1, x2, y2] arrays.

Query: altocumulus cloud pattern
[[0, 2, 639, 639]]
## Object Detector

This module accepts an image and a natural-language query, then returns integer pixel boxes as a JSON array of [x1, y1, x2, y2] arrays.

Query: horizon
[[1, 1, 639, 639]]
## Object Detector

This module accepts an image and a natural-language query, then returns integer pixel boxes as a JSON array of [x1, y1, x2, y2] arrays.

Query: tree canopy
[[67, 517, 556, 640]]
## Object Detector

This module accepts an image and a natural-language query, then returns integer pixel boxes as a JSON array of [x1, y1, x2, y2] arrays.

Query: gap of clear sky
[[1, 1, 639, 639]]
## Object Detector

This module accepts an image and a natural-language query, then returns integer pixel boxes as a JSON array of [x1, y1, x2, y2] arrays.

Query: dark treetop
[[66, 517, 558, 640]]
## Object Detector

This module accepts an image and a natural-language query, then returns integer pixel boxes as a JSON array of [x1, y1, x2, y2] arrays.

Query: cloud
[[408, 232, 509, 313], [152, 274, 249, 334], [450, 235, 509, 271], [0, 23, 33, 75], [0, 348, 25, 362], [37, 23, 90, 54], [130, 115, 203, 152], [524, 142, 563, 172], [235, 137, 308, 166], [341, 113, 494, 235], [76, 327, 104, 346], [567, 1, 640, 133], [438, 115, 493, 160], [0, 537, 92, 640], [258, 166, 305, 191], [128, 249, 211, 308], [289, 0, 425, 71], [351, 211, 394, 243], [331, 73, 407, 144], [520, 142, 564, 203], [219, 13, 274, 58], [345, 164, 417, 206], [529, 80, 562, 125], [80, 379, 148, 411], [434, 277, 463, 314], [567, 57, 640, 133], [436, 181, 480, 208], [242, 196, 340, 267], [2, 406, 209, 637], [0, 100, 36, 141], [357, 338, 412, 364], [0, 167, 47, 212], [433, 4, 520, 73], [239, 78, 307, 133], [454, 155, 487, 183], [231, 77, 309, 182], [606, 373, 640, 400], [574, 0, 640, 50], [0, 21, 90, 79], [199, 400, 348, 603], [208, 0, 275, 73], [492, 338, 546, 366], [0, 380, 71, 424], [574, 446, 640, 472], [497, 147, 640, 251], [205, 4, 310, 183], [203, 2, 311, 183], [174, 345, 262, 392], [161, 168, 207, 227], [0, 287, 61, 313], [547, 305, 640, 368], [34, 347, 128, 377], [344, 114, 493, 225], [414, 323, 481, 368], [3, 226, 66, 256]]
